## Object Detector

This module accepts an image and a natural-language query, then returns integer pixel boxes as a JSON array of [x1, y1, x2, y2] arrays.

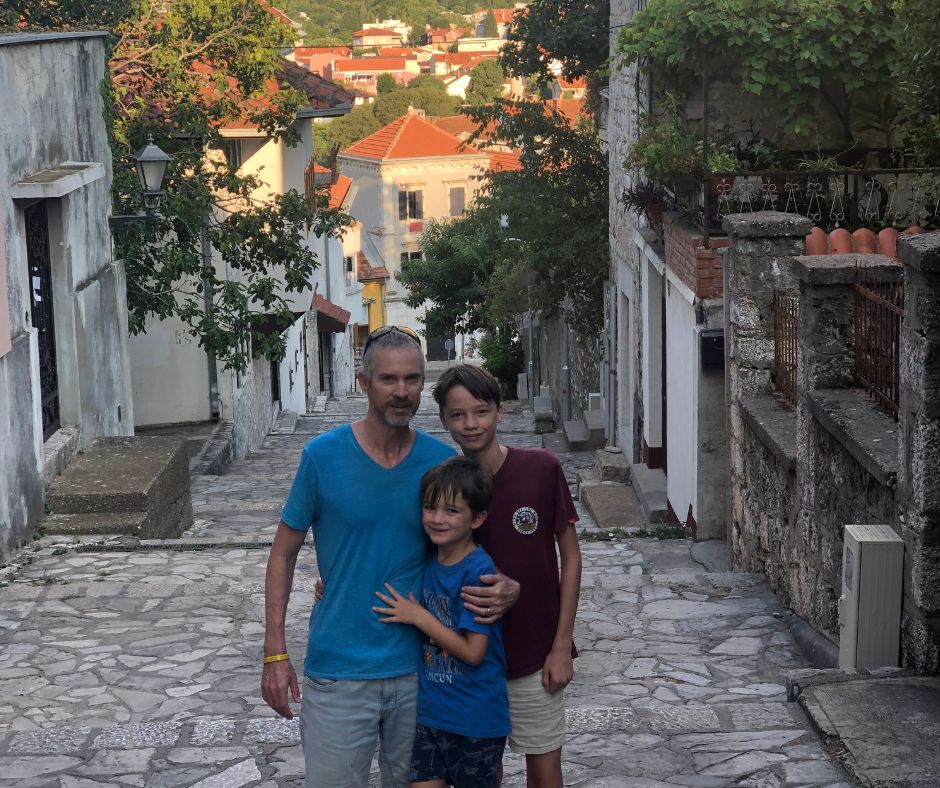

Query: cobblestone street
[[0, 392, 852, 787]]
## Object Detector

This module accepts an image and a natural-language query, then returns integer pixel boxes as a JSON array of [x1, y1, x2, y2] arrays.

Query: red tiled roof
[[312, 293, 351, 326], [333, 57, 408, 73], [431, 114, 500, 141], [295, 46, 350, 57], [342, 112, 483, 160], [357, 251, 390, 281], [489, 151, 522, 171], [556, 76, 586, 90], [278, 59, 356, 110], [353, 28, 401, 37], [544, 98, 586, 125], [378, 47, 418, 57], [491, 9, 516, 23], [434, 51, 498, 66], [804, 226, 924, 260]]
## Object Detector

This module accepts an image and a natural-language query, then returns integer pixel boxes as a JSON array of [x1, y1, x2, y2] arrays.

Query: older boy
[[434, 365, 582, 788]]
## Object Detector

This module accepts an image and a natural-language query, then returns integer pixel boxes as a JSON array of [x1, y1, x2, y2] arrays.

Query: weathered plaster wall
[[225, 356, 277, 459], [532, 312, 600, 421], [609, 0, 645, 459], [0, 33, 132, 561]]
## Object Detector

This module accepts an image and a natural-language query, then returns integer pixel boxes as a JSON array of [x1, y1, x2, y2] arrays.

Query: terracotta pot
[[645, 203, 665, 225], [804, 226, 828, 255], [829, 228, 853, 254], [901, 225, 925, 235], [878, 227, 900, 259], [852, 228, 878, 254]]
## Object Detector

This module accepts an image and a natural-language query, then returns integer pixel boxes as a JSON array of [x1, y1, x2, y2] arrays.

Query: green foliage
[[373, 84, 460, 124], [481, 9, 498, 37], [465, 58, 505, 107], [98, 0, 348, 372], [616, 0, 897, 141], [894, 0, 940, 164], [626, 96, 699, 186], [376, 72, 398, 94], [321, 106, 384, 152], [479, 326, 524, 398], [401, 99, 608, 339], [501, 0, 609, 86]]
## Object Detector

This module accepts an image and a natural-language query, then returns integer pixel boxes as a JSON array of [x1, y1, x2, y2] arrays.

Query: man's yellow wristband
[[262, 653, 290, 664]]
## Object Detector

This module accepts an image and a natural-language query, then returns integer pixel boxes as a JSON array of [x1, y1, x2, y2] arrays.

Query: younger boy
[[433, 365, 582, 788], [374, 456, 511, 788]]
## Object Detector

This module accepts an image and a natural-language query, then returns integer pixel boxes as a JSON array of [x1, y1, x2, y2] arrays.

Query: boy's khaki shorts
[[507, 671, 566, 755]]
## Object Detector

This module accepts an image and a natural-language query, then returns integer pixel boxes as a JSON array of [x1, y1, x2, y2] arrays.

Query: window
[[222, 139, 242, 170], [401, 251, 423, 265], [344, 255, 356, 288], [449, 186, 465, 217], [398, 189, 423, 220]]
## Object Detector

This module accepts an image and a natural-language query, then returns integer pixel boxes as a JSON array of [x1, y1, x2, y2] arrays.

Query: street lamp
[[109, 134, 174, 231]]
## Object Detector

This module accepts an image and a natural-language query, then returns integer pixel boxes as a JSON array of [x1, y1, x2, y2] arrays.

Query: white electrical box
[[838, 523, 904, 670]]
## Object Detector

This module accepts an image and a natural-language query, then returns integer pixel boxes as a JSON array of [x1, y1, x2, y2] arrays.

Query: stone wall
[[724, 212, 940, 672], [531, 311, 599, 422], [229, 356, 278, 459]]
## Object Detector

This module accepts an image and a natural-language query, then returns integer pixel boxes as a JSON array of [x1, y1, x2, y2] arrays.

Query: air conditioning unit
[[838, 523, 904, 670]]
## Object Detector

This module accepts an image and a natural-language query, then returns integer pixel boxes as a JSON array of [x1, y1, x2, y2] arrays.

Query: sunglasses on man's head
[[363, 325, 421, 354]]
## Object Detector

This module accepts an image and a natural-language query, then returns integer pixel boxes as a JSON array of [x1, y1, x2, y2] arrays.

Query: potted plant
[[621, 179, 670, 224], [625, 95, 700, 195]]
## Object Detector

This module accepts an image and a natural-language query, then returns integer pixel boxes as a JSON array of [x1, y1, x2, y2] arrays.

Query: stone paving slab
[[0, 394, 854, 786]]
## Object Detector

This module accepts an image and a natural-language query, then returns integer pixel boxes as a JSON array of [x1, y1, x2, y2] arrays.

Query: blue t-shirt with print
[[417, 546, 511, 739], [280, 424, 455, 680]]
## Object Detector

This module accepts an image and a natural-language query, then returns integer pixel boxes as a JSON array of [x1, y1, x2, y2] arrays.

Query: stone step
[[630, 463, 668, 524], [45, 436, 192, 540], [595, 447, 630, 483], [576, 466, 600, 497], [43, 511, 149, 536], [271, 410, 298, 435], [580, 482, 647, 532], [583, 408, 607, 445], [563, 419, 590, 451], [541, 432, 571, 454]]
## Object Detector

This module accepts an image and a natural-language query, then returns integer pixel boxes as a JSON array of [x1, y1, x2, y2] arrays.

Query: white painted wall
[[642, 254, 664, 452], [664, 274, 698, 524], [278, 315, 307, 413], [129, 313, 212, 425]]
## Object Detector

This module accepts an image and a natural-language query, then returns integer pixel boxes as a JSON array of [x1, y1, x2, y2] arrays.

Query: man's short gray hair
[[361, 329, 425, 381]]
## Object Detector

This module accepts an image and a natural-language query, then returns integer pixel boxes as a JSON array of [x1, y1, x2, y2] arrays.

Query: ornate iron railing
[[772, 289, 799, 406], [853, 269, 904, 418], [693, 169, 940, 238]]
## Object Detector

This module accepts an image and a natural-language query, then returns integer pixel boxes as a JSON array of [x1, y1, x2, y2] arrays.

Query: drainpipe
[[561, 295, 572, 423], [322, 236, 334, 398], [201, 215, 220, 419]]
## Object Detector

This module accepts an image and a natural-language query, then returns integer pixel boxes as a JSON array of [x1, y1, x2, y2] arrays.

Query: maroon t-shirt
[[474, 447, 579, 679]]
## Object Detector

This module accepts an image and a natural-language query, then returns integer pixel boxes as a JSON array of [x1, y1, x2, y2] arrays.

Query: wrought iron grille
[[853, 269, 904, 418], [772, 290, 799, 406], [699, 169, 940, 236]]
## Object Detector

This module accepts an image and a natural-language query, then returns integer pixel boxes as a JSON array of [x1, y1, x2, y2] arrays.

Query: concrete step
[[580, 482, 647, 532], [271, 410, 298, 435], [45, 436, 192, 539], [583, 408, 607, 446], [576, 466, 600, 497], [43, 511, 149, 537], [541, 432, 571, 454], [595, 447, 630, 483], [563, 419, 590, 451], [630, 463, 668, 524]]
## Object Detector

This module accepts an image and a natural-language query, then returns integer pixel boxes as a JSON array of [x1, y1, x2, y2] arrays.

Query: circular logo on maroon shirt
[[512, 506, 539, 535]]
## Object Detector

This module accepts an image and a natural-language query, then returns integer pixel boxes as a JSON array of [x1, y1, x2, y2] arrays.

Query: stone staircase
[[42, 436, 193, 539], [563, 397, 608, 451], [574, 449, 669, 531]]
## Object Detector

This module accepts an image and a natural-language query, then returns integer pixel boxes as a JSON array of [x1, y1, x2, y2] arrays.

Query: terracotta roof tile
[[342, 112, 483, 160], [357, 251, 390, 281], [489, 150, 522, 171], [312, 293, 351, 326], [544, 98, 585, 124], [804, 225, 924, 260], [353, 27, 401, 37]]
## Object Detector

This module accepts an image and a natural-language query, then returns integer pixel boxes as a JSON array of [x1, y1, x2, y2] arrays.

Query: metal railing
[[772, 289, 799, 406], [693, 169, 940, 240], [853, 270, 904, 418]]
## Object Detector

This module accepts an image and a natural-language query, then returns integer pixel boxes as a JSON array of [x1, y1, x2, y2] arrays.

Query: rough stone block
[[910, 538, 940, 613], [722, 211, 812, 238], [791, 253, 901, 285], [46, 436, 192, 539], [41, 425, 81, 489], [904, 269, 940, 339], [898, 230, 940, 273], [594, 448, 630, 483]]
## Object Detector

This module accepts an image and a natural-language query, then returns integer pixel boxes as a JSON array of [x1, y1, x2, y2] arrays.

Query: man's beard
[[378, 398, 418, 427]]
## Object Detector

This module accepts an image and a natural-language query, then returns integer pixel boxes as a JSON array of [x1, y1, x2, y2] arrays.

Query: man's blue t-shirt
[[417, 546, 511, 739], [280, 424, 455, 680]]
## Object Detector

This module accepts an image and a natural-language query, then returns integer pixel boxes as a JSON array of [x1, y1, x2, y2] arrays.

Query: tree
[[376, 72, 398, 94], [401, 99, 609, 338], [616, 0, 896, 141], [894, 0, 940, 164], [11, 0, 351, 372], [481, 9, 498, 37], [320, 105, 383, 152], [465, 58, 505, 106], [373, 84, 461, 125], [501, 0, 608, 86]]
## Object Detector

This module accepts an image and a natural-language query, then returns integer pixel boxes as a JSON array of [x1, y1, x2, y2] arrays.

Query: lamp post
[[109, 135, 174, 231]]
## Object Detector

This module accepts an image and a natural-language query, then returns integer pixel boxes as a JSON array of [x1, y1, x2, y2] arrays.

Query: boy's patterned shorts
[[409, 723, 506, 787]]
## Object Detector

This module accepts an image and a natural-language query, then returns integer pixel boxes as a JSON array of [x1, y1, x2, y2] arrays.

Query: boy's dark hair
[[432, 364, 502, 412], [420, 456, 493, 515]]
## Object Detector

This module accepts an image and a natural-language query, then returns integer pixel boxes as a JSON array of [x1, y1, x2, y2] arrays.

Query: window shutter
[[414, 190, 424, 219], [399, 190, 407, 220], [450, 187, 465, 217]]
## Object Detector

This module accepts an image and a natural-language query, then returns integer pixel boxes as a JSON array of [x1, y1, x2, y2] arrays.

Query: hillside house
[[351, 28, 406, 50]]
